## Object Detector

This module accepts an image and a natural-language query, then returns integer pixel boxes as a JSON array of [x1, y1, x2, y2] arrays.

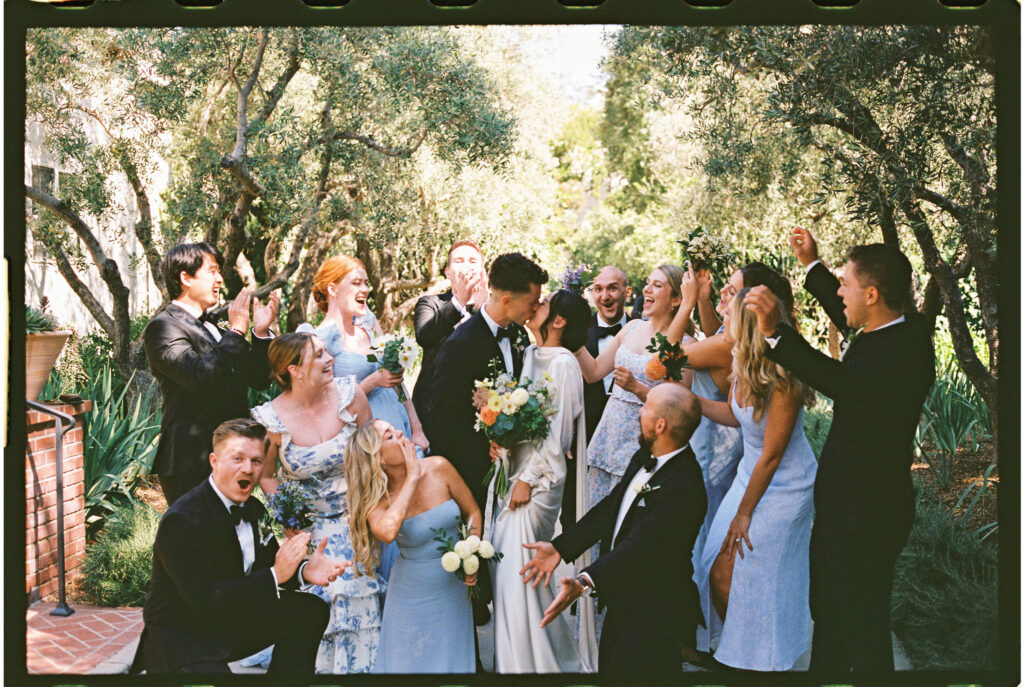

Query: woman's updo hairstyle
[[539, 289, 592, 351], [312, 255, 366, 314], [268, 332, 313, 391]]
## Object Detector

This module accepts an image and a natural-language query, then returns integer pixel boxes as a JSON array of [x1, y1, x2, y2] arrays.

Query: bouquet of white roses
[[431, 517, 503, 600], [472, 366, 557, 498], [367, 334, 419, 402], [677, 227, 735, 272]]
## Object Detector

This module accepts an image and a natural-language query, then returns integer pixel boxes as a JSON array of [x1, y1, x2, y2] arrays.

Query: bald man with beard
[[523, 383, 707, 678]]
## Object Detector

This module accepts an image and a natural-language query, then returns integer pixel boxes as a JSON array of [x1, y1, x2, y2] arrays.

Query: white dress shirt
[[611, 446, 686, 547], [172, 299, 275, 343], [596, 313, 628, 394], [450, 293, 474, 326], [480, 304, 514, 375]]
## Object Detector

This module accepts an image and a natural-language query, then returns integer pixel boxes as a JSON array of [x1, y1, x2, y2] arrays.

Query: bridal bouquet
[[561, 262, 593, 296], [644, 332, 690, 382], [473, 368, 557, 498], [677, 226, 735, 272], [367, 334, 419, 402], [432, 517, 503, 600]]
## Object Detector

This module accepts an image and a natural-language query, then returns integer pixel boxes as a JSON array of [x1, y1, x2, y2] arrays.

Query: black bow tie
[[198, 310, 216, 325], [597, 323, 622, 339], [642, 455, 658, 473], [229, 500, 259, 526], [496, 325, 514, 342]]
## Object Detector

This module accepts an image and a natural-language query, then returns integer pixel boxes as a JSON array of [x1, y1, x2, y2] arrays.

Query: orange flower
[[480, 406, 499, 426], [645, 356, 667, 381]]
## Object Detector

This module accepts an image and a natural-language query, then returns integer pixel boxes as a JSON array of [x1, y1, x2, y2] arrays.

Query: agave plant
[[82, 364, 161, 540], [26, 303, 59, 334]]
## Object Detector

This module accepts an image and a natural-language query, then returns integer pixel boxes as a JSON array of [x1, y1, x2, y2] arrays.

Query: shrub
[[891, 483, 999, 670], [82, 364, 161, 540], [802, 393, 832, 460], [80, 502, 160, 607]]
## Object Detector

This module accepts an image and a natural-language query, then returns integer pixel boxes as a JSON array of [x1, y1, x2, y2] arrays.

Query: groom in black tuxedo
[[140, 419, 348, 673], [745, 227, 935, 672], [423, 252, 547, 629], [522, 383, 707, 678], [144, 242, 278, 506], [412, 239, 488, 426]]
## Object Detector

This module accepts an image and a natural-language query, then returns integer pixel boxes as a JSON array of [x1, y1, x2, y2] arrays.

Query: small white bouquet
[[677, 226, 735, 272], [472, 367, 558, 498], [367, 334, 419, 402], [432, 517, 502, 600]]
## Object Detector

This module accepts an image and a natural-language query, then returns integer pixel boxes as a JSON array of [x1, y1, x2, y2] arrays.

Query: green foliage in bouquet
[[677, 227, 735, 272], [644, 332, 690, 382]]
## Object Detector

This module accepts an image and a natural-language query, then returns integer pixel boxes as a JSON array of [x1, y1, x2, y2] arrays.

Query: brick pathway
[[27, 603, 142, 674]]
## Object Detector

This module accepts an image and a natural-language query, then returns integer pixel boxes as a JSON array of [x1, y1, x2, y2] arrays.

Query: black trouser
[[159, 473, 207, 508], [808, 514, 912, 671], [178, 590, 329, 674]]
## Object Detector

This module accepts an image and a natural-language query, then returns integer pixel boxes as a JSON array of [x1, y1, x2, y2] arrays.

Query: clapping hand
[[520, 541, 561, 589], [788, 226, 819, 267], [540, 577, 583, 628], [302, 536, 351, 586], [450, 268, 474, 308], [469, 270, 489, 310], [273, 530, 311, 583], [252, 290, 281, 338], [743, 285, 781, 337], [227, 287, 253, 333]]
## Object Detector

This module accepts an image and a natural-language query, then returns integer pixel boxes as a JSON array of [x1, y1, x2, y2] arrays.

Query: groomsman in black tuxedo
[[560, 266, 633, 529], [522, 384, 707, 678], [745, 227, 935, 672], [140, 419, 348, 673], [143, 242, 278, 506], [423, 252, 547, 629], [412, 239, 488, 427]]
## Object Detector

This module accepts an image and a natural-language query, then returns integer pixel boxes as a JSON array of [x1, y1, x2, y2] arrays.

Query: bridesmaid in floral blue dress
[[345, 420, 481, 673], [252, 332, 380, 673], [300, 255, 430, 584]]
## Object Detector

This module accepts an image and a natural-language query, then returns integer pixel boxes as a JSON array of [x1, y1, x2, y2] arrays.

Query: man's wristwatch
[[575, 575, 595, 597]]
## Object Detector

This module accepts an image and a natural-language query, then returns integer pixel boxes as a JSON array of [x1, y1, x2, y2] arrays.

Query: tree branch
[[47, 244, 116, 336], [322, 128, 429, 158]]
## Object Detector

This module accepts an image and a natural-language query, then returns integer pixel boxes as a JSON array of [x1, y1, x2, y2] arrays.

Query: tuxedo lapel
[[585, 314, 601, 356], [612, 447, 692, 549], [167, 303, 219, 348], [467, 310, 506, 375], [197, 481, 246, 575]]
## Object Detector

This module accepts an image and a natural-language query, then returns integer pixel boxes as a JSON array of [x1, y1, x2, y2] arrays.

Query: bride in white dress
[[488, 289, 594, 673]]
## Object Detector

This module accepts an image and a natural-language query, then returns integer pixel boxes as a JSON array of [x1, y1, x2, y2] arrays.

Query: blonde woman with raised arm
[[345, 421, 481, 674]]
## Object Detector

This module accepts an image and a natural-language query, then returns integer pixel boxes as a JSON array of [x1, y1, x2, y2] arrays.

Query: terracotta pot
[[25, 331, 71, 401]]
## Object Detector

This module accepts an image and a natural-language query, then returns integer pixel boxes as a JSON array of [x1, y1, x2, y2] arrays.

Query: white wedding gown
[[489, 346, 595, 673]]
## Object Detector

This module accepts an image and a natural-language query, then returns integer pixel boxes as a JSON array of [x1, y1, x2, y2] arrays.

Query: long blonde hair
[[344, 422, 389, 577], [729, 287, 813, 422]]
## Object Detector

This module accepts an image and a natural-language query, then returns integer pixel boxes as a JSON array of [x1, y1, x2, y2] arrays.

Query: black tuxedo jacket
[[582, 313, 634, 442], [422, 309, 526, 508], [141, 480, 297, 672], [143, 303, 271, 478], [553, 445, 707, 674], [767, 262, 935, 542], [411, 290, 463, 423]]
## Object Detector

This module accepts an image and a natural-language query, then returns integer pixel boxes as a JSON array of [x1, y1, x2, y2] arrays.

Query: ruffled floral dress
[[251, 376, 383, 674]]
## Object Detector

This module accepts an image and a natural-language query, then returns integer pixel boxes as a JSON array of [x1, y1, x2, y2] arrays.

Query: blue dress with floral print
[[252, 376, 383, 674]]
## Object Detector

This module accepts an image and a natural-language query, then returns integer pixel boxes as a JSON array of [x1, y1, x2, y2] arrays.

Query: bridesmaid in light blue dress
[[344, 421, 480, 673], [694, 288, 816, 671], [252, 333, 381, 673], [303, 255, 431, 585]]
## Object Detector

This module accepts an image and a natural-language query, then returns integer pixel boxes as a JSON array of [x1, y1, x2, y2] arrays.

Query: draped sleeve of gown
[[251, 376, 382, 674], [490, 346, 590, 673]]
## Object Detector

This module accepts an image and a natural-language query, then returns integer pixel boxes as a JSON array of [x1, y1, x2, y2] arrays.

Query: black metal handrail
[[26, 400, 77, 617]]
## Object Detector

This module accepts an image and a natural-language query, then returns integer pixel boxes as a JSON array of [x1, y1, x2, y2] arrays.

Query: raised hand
[[470, 271, 489, 310], [302, 536, 351, 586], [273, 530, 311, 583], [450, 267, 473, 307], [696, 269, 714, 302], [788, 226, 819, 267], [252, 290, 280, 337], [402, 437, 422, 482], [680, 263, 700, 306], [227, 286, 252, 334], [743, 285, 781, 337], [520, 541, 561, 589], [541, 577, 583, 628]]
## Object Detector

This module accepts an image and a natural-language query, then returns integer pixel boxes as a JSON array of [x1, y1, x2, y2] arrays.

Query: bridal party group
[[134, 227, 935, 676]]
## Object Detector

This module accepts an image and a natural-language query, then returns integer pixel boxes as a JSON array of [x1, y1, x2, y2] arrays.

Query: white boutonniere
[[257, 511, 278, 546], [633, 481, 661, 496]]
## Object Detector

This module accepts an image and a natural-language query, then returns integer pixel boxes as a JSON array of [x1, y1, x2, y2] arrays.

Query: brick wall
[[25, 402, 91, 602]]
